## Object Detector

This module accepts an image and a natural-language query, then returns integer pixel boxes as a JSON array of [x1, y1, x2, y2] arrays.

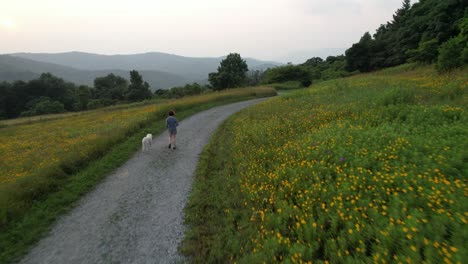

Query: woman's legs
[[170, 134, 176, 148], [168, 131, 177, 149]]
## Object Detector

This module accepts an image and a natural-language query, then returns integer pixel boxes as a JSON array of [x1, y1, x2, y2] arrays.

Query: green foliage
[[269, 81, 305, 91], [246, 70, 265, 86], [436, 17, 468, 72], [262, 56, 349, 89], [76, 85, 91, 110], [20, 97, 65, 116], [155, 83, 210, 99], [0, 70, 156, 119], [319, 56, 350, 80], [93, 73, 128, 100], [208, 53, 249, 90], [262, 64, 310, 86], [182, 121, 249, 263], [0, 82, 11, 119], [346, 0, 466, 71], [125, 70, 153, 101], [0, 73, 78, 118], [86, 98, 115, 110], [407, 38, 440, 64], [437, 38, 465, 72], [346, 32, 373, 72]]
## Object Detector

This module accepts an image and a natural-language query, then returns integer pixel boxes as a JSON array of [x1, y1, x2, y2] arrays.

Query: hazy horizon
[[1, 0, 411, 63]]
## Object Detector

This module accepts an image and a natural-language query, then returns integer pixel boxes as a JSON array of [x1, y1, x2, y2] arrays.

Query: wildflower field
[[0, 87, 276, 263], [184, 65, 467, 263]]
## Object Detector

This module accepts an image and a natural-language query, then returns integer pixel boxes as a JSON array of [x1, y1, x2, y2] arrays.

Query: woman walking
[[166, 110, 179, 150]]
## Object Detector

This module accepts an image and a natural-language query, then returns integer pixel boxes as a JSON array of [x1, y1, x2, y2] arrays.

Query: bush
[[156, 83, 210, 99], [20, 97, 65, 117], [437, 37, 464, 72], [463, 46, 468, 64], [407, 38, 439, 64], [262, 65, 310, 85]]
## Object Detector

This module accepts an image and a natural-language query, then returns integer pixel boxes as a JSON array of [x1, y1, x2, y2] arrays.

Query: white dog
[[142, 134, 152, 151]]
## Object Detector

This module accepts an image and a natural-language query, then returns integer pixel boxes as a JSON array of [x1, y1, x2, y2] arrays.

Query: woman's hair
[[168, 110, 175, 116]]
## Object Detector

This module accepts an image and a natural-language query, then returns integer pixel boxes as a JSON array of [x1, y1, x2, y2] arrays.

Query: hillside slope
[[184, 64, 468, 263]]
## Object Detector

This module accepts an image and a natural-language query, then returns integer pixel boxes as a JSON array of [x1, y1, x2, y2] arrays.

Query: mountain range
[[0, 52, 282, 90]]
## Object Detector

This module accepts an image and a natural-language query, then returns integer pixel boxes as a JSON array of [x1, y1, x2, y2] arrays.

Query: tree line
[[0, 70, 152, 119], [259, 0, 467, 88], [345, 0, 467, 72]]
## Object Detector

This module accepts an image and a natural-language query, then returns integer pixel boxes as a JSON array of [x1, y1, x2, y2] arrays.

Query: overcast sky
[[1, 0, 409, 63]]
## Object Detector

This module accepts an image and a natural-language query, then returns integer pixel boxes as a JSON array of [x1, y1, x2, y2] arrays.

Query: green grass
[[182, 118, 254, 263], [269, 81, 306, 91], [0, 87, 276, 264], [183, 65, 467, 263]]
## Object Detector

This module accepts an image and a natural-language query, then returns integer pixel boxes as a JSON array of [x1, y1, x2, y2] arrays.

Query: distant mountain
[[10, 52, 282, 82], [0, 55, 195, 90]]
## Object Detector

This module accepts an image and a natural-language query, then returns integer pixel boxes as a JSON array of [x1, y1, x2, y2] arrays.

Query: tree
[[437, 38, 463, 72], [262, 65, 311, 86], [93, 73, 128, 101], [20, 97, 65, 116], [208, 53, 249, 90], [303, 57, 323, 68], [436, 17, 468, 72], [25, 73, 76, 111], [158, 83, 209, 99], [345, 0, 466, 70], [246, 70, 264, 86], [406, 38, 440, 64], [125, 70, 153, 101], [76, 85, 91, 110], [345, 32, 373, 72], [0, 82, 11, 119], [154, 89, 168, 97], [391, 0, 411, 27]]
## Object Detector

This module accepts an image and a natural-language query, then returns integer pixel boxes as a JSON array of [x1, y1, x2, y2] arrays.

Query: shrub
[[407, 38, 439, 64], [20, 97, 65, 117], [437, 37, 464, 72]]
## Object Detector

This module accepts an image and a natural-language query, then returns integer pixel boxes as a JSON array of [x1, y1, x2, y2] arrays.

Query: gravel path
[[20, 98, 268, 264]]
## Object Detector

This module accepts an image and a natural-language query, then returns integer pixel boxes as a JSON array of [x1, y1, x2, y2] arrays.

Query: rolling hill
[[0, 55, 193, 90], [6, 52, 281, 88]]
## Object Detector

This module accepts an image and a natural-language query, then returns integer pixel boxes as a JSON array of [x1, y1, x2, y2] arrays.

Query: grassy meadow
[[0, 86, 276, 263], [183, 65, 467, 263]]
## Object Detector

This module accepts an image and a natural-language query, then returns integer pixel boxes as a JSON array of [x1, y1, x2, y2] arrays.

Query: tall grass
[[183, 65, 467, 263], [269, 81, 306, 91], [0, 86, 276, 264]]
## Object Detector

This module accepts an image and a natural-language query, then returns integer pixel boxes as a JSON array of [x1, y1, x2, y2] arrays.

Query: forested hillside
[[262, 0, 467, 88], [345, 0, 467, 72]]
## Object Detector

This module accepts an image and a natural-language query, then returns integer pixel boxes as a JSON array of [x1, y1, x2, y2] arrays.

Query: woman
[[166, 110, 179, 150]]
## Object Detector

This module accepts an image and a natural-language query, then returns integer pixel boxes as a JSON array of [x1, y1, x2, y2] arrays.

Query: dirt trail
[[20, 98, 268, 264]]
